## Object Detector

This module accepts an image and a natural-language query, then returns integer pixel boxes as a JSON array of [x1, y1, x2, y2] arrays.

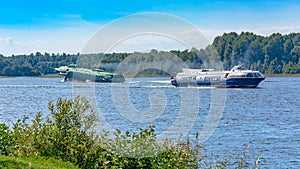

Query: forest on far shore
[[1, 32, 300, 76]]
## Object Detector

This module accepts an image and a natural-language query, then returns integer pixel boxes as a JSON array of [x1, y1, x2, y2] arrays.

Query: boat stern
[[171, 76, 178, 87]]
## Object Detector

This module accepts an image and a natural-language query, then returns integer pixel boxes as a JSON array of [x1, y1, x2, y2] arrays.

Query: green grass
[[0, 155, 78, 169]]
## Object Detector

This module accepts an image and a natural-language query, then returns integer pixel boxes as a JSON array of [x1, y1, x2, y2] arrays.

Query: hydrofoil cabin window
[[225, 73, 229, 78], [227, 74, 246, 78], [246, 73, 253, 77], [253, 73, 263, 77]]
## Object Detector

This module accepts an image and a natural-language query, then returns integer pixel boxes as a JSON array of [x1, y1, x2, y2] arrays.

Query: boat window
[[253, 73, 263, 77], [228, 74, 244, 78], [246, 73, 253, 77], [224, 73, 229, 78], [93, 68, 105, 72], [68, 64, 76, 68]]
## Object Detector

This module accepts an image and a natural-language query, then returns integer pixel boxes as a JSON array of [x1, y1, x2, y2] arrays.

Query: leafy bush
[[0, 97, 262, 168], [9, 97, 98, 167], [0, 123, 15, 156]]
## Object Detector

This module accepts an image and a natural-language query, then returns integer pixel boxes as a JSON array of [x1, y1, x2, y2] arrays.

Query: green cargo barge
[[55, 64, 125, 83]]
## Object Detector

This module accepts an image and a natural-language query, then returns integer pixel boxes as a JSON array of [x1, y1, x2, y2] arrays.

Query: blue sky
[[1, 0, 300, 55]]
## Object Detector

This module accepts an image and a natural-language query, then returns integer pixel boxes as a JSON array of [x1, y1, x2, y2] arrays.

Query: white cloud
[[0, 36, 47, 56], [0, 36, 17, 55], [0, 37, 14, 46], [110, 33, 188, 53], [251, 26, 300, 36], [0, 13, 102, 56], [82, 13, 211, 53], [0, 22, 99, 56], [1, 16, 300, 56]]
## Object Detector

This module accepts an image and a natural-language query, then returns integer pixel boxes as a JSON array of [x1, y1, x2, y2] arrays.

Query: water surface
[[0, 76, 299, 168]]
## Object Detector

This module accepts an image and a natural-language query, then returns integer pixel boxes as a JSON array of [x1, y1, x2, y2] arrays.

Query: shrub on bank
[[0, 97, 262, 168]]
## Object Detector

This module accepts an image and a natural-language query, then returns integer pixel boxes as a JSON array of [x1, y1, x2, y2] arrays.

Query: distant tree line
[[0, 52, 78, 76], [0, 32, 300, 76], [211, 32, 300, 74]]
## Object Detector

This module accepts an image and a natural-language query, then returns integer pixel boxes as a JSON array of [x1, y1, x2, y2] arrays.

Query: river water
[[0, 76, 299, 168]]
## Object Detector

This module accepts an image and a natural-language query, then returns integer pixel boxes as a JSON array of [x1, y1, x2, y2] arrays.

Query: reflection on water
[[0, 76, 299, 168]]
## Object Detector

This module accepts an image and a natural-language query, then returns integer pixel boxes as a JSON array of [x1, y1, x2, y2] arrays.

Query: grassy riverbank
[[0, 155, 78, 169], [0, 97, 262, 168]]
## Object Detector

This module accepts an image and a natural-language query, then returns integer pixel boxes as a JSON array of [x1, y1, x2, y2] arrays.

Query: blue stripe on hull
[[225, 78, 265, 88], [173, 78, 265, 88]]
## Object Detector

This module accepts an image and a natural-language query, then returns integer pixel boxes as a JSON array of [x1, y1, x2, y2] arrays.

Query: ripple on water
[[0, 77, 299, 168]]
